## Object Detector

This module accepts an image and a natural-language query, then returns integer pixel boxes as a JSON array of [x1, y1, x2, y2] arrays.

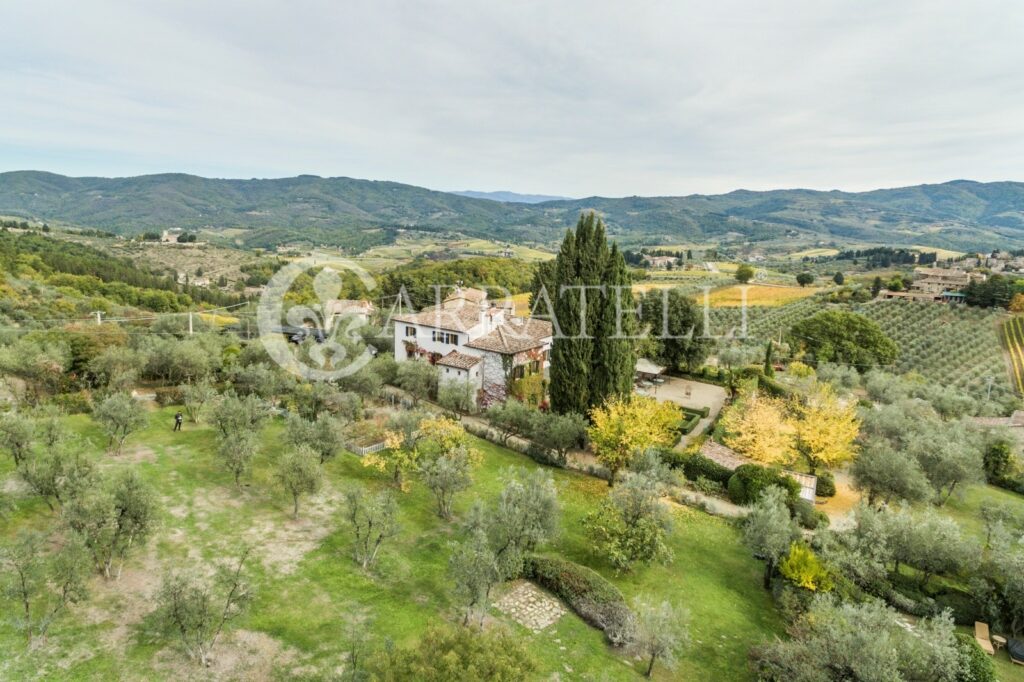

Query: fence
[[345, 440, 387, 456]]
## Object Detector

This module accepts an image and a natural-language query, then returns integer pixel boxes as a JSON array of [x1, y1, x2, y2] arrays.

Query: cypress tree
[[590, 243, 637, 407], [547, 212, 640, 415], [549, 226, 590, 415]]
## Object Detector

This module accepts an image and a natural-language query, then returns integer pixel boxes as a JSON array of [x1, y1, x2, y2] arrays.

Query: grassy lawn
[[1, 406, 781, 680], [943, 483, 1024, 544]]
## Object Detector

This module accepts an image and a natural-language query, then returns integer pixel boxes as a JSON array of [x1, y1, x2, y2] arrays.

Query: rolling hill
[[1, 171, 1023, 251]]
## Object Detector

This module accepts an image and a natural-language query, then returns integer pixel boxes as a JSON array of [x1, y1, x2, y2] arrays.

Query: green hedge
[[678, 413, 702, 435], [816, 470, 836, 497], [726, 464, 801, 506], [522, 555, 634, 646], [682, 454, 733, 485], [955, 634, 996, 682]]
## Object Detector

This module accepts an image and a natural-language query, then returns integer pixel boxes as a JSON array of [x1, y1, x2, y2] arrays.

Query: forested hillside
[[2, 172, 1024, 251]]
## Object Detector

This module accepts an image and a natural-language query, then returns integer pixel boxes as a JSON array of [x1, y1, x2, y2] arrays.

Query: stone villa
[[393, 287, 552, 405]]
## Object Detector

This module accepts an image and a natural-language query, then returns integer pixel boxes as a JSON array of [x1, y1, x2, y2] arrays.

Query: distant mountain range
[[1, 170, 1023, 251], [451, 190, 573, 204]]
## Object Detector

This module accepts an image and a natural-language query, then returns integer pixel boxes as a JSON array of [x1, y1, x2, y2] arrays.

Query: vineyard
[[707, 298, 1015, 401], [1002, 316, 1024, 395]]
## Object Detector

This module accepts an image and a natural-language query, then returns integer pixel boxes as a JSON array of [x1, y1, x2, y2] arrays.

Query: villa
[[393, 287, 552, 405]]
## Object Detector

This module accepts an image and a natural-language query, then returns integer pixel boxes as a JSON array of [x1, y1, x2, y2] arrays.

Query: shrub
[[523, 555, 634, 645], [682, 454, 733, 485], [815, 470, 836, 497], [792, 499, 828, 530], [654, 446, 687, 469], [726, 464, 800, 506], [693, 476, 724, 496], [49, 390, 93, 414], [955, 633, 996, 682], [525, 442, 565, 468], [153, 386, 184, 407]]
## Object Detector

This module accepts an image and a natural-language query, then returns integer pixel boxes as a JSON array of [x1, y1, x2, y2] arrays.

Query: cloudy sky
[[2, 1, 1023, 197]]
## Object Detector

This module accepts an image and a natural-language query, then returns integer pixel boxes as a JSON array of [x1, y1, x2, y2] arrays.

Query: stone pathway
[[493, 580, 566, 632]]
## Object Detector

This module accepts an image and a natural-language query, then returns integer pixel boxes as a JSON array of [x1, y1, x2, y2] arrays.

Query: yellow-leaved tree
[[365, 416, 480, 492], [719, 389, 796, 465], [794, 382, 860, 473], [588, 395, 682, 485]]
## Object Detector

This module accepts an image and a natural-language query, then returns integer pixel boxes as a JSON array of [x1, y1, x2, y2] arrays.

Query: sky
[[2, 1, 1023, 198]]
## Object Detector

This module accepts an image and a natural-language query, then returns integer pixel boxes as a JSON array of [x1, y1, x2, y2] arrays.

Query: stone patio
[[493, 580, 566, 632]]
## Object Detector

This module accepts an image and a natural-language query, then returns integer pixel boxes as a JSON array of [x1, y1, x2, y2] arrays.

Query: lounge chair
[[975, 622, 995, 656], [1009, 638, 1024, 666]]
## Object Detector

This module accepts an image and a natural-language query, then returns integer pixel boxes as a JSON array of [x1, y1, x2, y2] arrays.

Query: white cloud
[[1, 0, 1022, 196]]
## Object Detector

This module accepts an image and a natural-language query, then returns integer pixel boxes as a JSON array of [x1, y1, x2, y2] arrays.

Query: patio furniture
[[975, 622, 995, 656], [1008, 638, 1024, 666], [993, 634, 1006, 652]]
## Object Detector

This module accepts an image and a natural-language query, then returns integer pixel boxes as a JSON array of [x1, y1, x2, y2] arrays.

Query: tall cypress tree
[[549, 212, 637, 415], [549, 225, 590, 415], [590, 243, 636, 406]]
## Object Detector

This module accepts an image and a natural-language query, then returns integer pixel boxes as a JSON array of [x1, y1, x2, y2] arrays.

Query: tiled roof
[[445, 287, 487, 304], [393, 305, 483, 333], [466, 317, 552, 355], [436, 351, 481, 370]]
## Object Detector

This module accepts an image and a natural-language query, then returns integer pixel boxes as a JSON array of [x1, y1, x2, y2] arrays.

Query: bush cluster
[[522, 555, 634, 646], [681, 453, 732, 485]]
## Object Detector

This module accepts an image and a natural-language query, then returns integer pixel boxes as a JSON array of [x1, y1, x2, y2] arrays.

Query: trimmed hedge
[[679, 413, 702, 435], [522, 555, 634, 646], [682, 454, 733, 485], [815, 470, 836, 497], [726, 464, 801, 506]]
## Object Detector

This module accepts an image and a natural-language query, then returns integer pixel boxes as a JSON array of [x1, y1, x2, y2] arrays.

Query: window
[[511, 365, 525, 380], [405, 326, 416, 337], [431, 331, 459, 344]]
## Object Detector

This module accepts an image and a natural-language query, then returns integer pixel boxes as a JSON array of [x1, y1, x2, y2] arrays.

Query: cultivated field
[[700, 284, 821, 308], [1002, 316, 1024, 395]]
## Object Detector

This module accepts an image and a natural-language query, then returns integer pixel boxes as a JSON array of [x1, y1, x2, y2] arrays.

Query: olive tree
[[276, 445, 322, 518], [0, 531, 90, 645], [448, 527, 499, 626], [471, 469, 559, 581], [92, 393, 147, 455], [156, 547, 253, 667], [210, 392, 268, 439], [583, 472, 674, 572], [63, 469, 158, 579], [743, 486, 801, 589], [630, 597, 690, 678], [420, 444, 477, 521], [181, 379, 217, 424], [0, 412, 35, 467], [217, 431, 260, 488], [284, 412, 346, 465], [342, 486, 400, 570]]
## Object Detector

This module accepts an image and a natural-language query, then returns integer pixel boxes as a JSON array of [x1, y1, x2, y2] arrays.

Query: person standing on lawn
[[173, 411, 183, 432]]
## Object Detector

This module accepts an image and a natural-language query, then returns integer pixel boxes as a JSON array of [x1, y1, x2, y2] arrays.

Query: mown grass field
[[0, 406, 782, 681]]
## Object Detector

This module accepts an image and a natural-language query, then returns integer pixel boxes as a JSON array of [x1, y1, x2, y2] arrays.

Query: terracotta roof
[[466, 317, 552, 354], [444, 287, 488, 304], [436, 351, 481, 370], [393, 305, 484, 333]]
